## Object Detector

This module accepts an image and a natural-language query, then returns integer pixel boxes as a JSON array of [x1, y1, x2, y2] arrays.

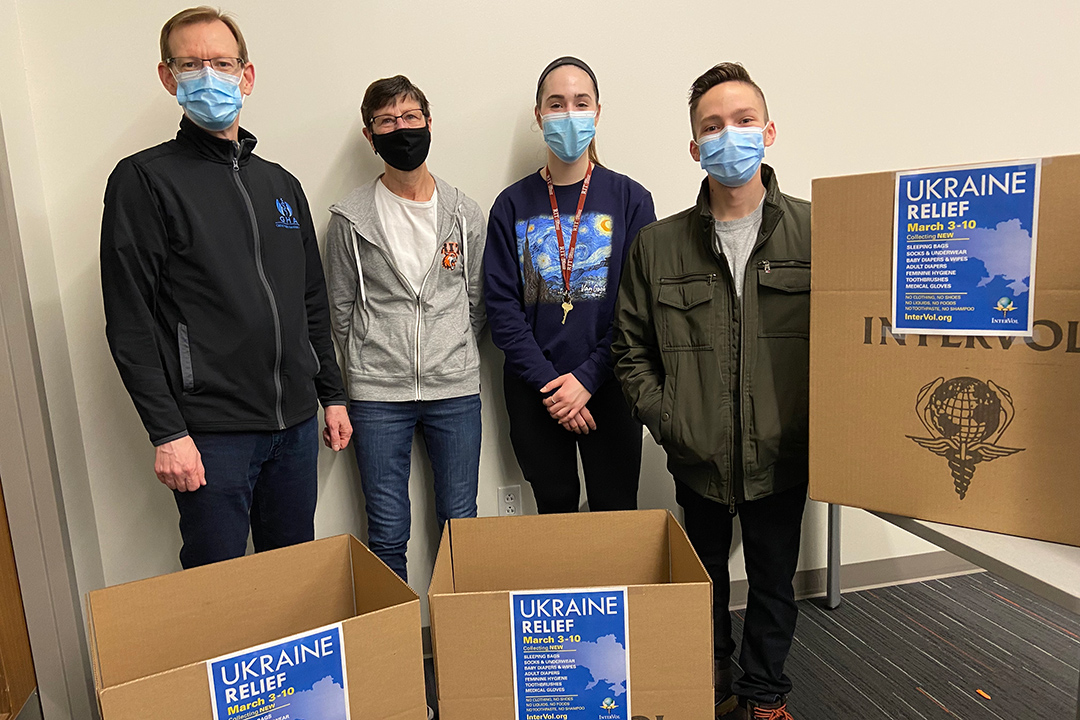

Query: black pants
[[677, 479, 808, 704], [503, 372, 641, 513], [176, 416, 318, 569]]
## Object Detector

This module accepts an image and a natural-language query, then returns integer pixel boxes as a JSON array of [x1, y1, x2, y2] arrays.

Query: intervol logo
[[907, 377, 1024, 499], [275, 198, 300, 229]]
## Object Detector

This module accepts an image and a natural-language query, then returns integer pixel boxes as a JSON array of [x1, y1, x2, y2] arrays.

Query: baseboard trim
[[730, 550, 980, 609], [420, 551, 978, 655]]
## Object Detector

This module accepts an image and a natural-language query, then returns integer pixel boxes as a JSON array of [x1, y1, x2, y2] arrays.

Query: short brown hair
[[160, 6, 249, 63], [688, 62, 768, 124], [360, 75, 431, 128]]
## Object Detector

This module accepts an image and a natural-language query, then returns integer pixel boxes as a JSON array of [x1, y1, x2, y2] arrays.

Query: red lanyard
[[545, 162, 594, 301]]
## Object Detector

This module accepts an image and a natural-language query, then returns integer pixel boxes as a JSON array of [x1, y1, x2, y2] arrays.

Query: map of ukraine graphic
[[575, 634, 627, 696]]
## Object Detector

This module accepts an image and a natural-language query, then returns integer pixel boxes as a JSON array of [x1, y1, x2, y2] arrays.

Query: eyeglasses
[[369, 109, 427, 133], [167, 57, 245, 74]]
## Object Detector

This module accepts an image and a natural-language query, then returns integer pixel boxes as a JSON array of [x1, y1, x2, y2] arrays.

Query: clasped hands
[[540, 373, 596, 434]]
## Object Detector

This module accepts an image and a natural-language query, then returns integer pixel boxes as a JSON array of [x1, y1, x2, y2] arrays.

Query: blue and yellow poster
[[510, 587, 630, 720], [206, 623, 350, 720], [892, 160, 1041, 336]]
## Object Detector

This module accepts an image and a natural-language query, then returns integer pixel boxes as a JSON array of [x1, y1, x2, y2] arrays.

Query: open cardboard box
[[428, 509, 712, 720], [86, 534, 426, 719], [809, 154, 1080, 546]]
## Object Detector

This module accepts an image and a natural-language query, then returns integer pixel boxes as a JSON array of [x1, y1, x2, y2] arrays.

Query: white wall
[[3, 0, 1079, 620]]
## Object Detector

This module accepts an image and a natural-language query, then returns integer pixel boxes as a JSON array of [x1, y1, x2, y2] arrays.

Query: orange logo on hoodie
[[441, 241, 460, 271]]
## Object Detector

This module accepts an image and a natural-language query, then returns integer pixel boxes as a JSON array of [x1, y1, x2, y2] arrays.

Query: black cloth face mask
[[371, 126, 431, 171]]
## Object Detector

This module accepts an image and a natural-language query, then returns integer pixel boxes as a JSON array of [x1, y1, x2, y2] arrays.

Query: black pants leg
[[677, 480, 808, 704], [676, 480, 738, 664], [504, 372, 582, 513], [577, 378, 641, 511], [504, 373, 642, 513]]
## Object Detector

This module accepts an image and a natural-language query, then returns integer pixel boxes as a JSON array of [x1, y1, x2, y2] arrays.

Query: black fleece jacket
[[101, 117, 346, 446]]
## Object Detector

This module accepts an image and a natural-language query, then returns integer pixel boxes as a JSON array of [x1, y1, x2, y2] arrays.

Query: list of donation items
[[511, 588, 630, 720], [893, 160, 1040, 336]]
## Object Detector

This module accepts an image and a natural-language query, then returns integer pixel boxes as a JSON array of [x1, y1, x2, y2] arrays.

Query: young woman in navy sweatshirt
[[483, 57, 656, 513]]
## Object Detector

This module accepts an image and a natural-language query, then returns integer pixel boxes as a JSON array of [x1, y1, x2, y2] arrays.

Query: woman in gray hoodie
[[323, 75, 486, 584]]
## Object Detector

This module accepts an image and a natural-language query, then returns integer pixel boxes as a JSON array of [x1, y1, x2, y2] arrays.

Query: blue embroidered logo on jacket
[[275, 198, 300, 229]]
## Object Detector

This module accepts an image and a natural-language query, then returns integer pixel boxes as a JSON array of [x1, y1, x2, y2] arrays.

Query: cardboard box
[[809, 154, 1080, 546], [427, 509, 712, 720], [86, 534, 426, 720]]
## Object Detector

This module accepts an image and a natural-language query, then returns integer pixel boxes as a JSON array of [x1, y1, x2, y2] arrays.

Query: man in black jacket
[[100, 7, 351, 568]]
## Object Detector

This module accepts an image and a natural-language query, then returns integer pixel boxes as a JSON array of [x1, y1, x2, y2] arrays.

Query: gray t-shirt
[[713, 197, 764, 299]]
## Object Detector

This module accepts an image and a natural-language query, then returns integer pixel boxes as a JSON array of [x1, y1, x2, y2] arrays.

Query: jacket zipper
[[414, 290, 423, 402], [232, 146, 285, 429], [718, 243, 740, 510], [758, 259, 810, 273], [659, 273, 716, 285], [706, 221, 741, 509], [732, 203, 788, 504], [412, 236, 449, 401]]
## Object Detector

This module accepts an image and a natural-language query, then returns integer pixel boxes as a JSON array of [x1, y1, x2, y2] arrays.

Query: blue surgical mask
[[542, 110, 596, 163], [697, 125, 766, 187], [174, 66, 244, 132]]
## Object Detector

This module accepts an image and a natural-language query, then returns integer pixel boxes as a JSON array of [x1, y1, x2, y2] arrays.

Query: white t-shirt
[[375, 178, 438, 295]]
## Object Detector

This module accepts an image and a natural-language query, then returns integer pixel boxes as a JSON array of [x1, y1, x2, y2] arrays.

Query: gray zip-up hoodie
[[325, 175, 486, 402]]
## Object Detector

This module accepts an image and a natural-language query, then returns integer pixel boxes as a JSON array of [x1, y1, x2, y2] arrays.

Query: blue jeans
[[174, 415, 319, 569], [349, 395, 481, 582]]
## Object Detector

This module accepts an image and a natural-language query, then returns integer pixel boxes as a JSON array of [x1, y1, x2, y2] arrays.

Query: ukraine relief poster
[[510, 587, 630, 720], [893, 159, 1041, 336], [206, 622, 350, 720]]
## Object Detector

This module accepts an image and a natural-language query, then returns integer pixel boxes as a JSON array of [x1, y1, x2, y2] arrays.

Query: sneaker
[[716, 694, 745, 719], [745, 698, 794, 719]]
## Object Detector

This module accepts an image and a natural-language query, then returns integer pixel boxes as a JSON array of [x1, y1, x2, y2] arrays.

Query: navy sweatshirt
[[484, 165, 655, 393]]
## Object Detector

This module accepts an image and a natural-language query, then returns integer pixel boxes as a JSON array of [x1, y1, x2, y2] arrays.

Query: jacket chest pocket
[[756, 261, 810, 338], [656, 273, 717, 351]]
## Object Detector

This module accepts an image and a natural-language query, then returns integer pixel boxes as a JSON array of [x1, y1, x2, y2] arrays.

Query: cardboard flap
[[666, 513, 711, 584], [88, 535, 355, 688], [342, 602, 425, 720], [428, 523, 454, 596], [443, 510, 670, 593], [348, 535, 418, 617]]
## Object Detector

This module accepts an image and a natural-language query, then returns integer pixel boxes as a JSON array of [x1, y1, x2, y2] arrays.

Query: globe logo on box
[[907, 377, 1024, 499]]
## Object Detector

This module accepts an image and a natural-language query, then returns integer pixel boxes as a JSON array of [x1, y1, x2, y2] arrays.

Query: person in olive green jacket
[[612, 63, 809, 720]]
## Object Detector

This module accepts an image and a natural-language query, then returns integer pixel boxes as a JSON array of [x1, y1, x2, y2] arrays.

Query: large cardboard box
[[809, 154, 1080, 546], [427, 509, 712, 720], [86, 534, 426, 720]]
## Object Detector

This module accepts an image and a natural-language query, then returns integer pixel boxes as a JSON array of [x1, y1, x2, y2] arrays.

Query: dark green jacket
[[612, 165, 810, 506]]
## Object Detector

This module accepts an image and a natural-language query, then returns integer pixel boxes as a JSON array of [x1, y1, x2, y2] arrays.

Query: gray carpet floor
[[731, 572, 1080, 718]]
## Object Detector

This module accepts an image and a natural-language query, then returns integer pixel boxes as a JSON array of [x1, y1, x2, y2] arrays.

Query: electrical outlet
[[498, 485, 521, 517]]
